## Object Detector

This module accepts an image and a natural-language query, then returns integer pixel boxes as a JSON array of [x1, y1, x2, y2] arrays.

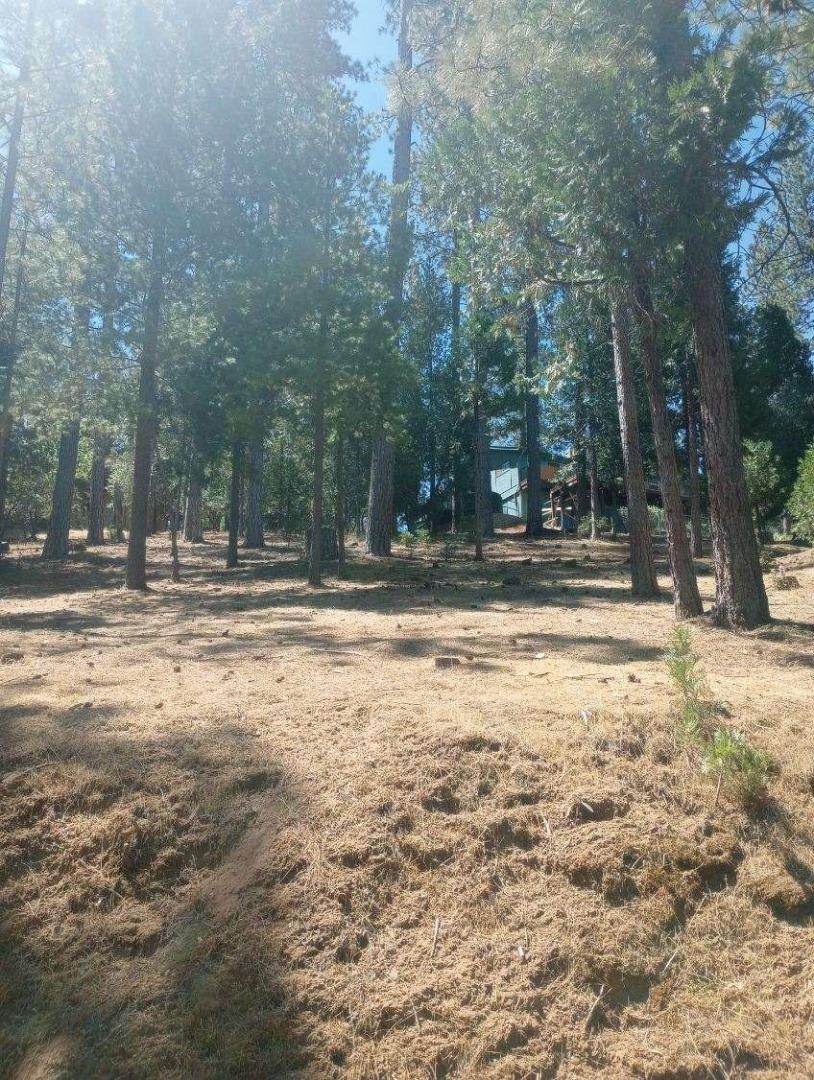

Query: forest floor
[[1, 531, 814, 1080]]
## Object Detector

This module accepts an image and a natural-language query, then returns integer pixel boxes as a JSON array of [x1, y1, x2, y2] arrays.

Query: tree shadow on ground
[[0, 706, 310, 1079], [0, 547, 129, 598]]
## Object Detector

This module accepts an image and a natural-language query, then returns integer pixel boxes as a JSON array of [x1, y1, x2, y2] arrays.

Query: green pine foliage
[[789, 442, 814, 542], [665, 627, 772, 807]]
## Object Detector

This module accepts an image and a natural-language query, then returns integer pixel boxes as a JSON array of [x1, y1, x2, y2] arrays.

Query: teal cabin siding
[[489, 445, 526, 519]]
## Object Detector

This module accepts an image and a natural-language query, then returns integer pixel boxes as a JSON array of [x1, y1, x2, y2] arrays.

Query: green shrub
[[701, 728, 773, 808], [664, 627, 772, 807], [789, 440, 814, 542], [665, 626, 708, 742], [578, 515, 612, 538], [743, 438, 781, 541], [647, 505, 667, 535], [403, 526, 432, 550]]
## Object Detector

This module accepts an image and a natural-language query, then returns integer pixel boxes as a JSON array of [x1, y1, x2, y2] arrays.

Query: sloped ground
[[1, 533, 813, 1079]]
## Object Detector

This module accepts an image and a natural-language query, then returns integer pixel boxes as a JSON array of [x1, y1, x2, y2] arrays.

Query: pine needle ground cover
[[1, 535, 813, 1079]]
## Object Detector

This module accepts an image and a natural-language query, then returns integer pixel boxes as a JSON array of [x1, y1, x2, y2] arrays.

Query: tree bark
[[183, 474, 204, 542], [473, 406, 485, 561], [450, 277, 463, 536], [146, 465, 157, 537], [589, 441, 600, 541], [451, 462, 462, 535], [574, 384, 587, 525], [335, 434, 346, 576], [238, 475, 246, 539], [169, 502, 181, 583], [0, 6, 34, 540], [681, 357, 704, 559], [0, 220, 27, 538], [112, 482, 125, 542], [41, 419, 81, 560], [631, 271, 702, 617], [126, 229, 165, 590], [308, 383, 326, 587], [478, 415, 493, 538], [367, 433, 394, 556], [610, 301, 659, 598], [367, 0, 413, 556], [386, 0, 414, 329], [226, 440, 242, 569], [0, 1, 35, 307], [86, 437, 109, 545], [524, 302, 544, 537], [686, 238, 770, 628], [244, 437, 265, 548]]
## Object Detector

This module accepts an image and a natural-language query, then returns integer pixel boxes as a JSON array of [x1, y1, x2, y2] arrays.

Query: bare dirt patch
[[1, 533, 813, 1078]]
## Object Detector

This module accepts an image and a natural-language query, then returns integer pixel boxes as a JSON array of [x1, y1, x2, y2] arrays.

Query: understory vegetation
[[666, 627, 773, 808]]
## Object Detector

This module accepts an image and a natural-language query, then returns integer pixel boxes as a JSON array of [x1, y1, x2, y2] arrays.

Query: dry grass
[[1, 532, 813, 1079]]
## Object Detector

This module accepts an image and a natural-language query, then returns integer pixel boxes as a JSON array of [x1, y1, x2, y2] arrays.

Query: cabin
[[489, 445, 560, 522], [491, 444, 686, 531], [548, 473, 688, 530]]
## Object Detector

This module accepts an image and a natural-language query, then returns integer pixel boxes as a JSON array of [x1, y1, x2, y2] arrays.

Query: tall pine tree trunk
[[367, 0, 413, 556], [226, 441, 242, 569], [86, 437, 110, 545], [0, 1, 35, 306], [335, 435, 346, 576], [146, 464, 157, 537], [169, 501, 181, 583], [452, 462, 462, 535], [244, 437, 265, 548], [238, 476, 246, 539], [686, 238, 769, 628], [473, 405, 485, 561], [42, 419, 81, 560], [450, 277, 463, 536], [585, 349, 600, 541], [524, 302, 544, 537], [0, 219, 27, 538], [184, 475, 203, 542], [589, 441, 600, 541], [367, 433, 394, 557], [126, 230, 165, 590], [0, 0, 34, 541], [112, 482, 125, 542], [631, 270, 702, 618], [308, 384, 326, 587], [574, 384, 587, 525], [653, 4, 769, 628], [682, 358, 704, 559], [367, 440, 394, 554], [478, 415, 493, 538], [610, 301, 659, 598]]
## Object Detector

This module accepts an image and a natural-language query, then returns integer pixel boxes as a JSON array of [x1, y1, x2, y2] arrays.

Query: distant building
[[491, 444, 687, 530], [489, 445, 559, 521]]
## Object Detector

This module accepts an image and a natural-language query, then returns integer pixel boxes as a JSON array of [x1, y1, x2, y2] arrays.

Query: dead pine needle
[[2, 533, 812, 1077], [584, 984, 607, 1031], [430, 916, 441, 959]]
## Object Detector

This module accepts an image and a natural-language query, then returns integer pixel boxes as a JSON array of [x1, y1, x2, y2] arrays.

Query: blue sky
[[340, 0, 396, 176]]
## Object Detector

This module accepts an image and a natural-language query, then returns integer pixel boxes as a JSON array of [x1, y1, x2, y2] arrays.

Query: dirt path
[[1, 534, 813, 1078]]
